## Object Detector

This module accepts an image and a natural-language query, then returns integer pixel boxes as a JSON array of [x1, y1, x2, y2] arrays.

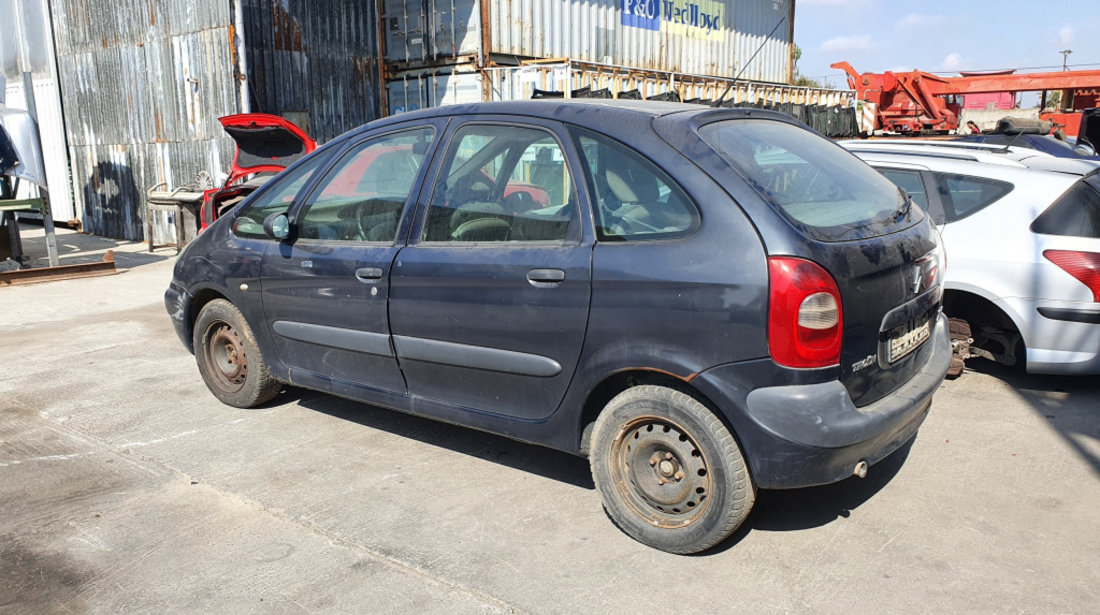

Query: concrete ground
[[2, 227, 1098, 614]]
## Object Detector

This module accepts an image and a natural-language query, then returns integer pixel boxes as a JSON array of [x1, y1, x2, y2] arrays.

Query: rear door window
[[1031, 175, 1100, 238], [932, 172, 1013, 223], [700, 120, 918, 241], [421, 124, 578, 243], [879, 169, 928, 208], [878, 168, 945, 225]]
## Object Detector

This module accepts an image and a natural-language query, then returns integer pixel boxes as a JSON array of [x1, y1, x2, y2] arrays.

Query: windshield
[[699, 120, 920, 241]]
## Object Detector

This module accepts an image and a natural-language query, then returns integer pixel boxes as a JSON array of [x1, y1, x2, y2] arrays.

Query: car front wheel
[[590, 385, 755, 554], [193, 299, 281, 408]]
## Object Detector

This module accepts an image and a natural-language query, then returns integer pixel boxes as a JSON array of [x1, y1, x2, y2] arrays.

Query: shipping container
[[382, 0, 794, 83], [48, 0, 384, 240]]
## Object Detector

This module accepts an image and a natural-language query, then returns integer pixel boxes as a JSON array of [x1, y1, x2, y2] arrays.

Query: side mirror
[[263, 213, 291, 240], [1074, 142, 1097, 157]]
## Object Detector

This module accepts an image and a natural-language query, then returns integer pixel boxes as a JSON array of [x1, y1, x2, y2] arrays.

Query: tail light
[[1043, 250, 1100, 302], [768, 257, 844, 368]]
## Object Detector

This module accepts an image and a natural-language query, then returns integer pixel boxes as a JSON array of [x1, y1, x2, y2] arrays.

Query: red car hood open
[[219, 113, 316, 183]]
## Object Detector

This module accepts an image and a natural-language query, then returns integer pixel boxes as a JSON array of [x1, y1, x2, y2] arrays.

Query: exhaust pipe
[[853, 460, 869, 479]]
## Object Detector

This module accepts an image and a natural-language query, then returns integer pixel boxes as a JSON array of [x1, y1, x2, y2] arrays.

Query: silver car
[[842, 141, 1100, 376]]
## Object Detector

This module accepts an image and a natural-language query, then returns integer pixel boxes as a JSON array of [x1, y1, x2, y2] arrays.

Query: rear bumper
[[1008, 298, 1100, 374], [696, 313, 951, 489]]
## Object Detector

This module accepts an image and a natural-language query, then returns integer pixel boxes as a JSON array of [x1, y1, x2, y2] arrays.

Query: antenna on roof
[[713, 17, 787, 108]]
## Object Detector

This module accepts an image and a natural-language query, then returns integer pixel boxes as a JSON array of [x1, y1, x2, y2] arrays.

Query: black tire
[[193, 299, 281, 408], [589, 385, 754, 554], [946, 317, 971, 379]]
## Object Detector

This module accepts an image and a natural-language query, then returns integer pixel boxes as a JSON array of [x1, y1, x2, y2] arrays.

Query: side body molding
[[393, 336, 563, 378], [272, 321, 394, 357]]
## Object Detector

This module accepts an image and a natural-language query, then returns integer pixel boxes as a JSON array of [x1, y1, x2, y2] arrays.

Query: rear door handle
[[527, 268, 566, 285], [355, 267, 384, 282]]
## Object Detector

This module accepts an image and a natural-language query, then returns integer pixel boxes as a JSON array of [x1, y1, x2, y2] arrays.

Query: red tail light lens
[[1043, 250, 1100, 302], [768, 257, 844, 368]]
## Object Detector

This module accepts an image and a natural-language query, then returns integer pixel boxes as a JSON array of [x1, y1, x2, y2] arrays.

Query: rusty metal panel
[[51, 0, 383, 240], [242, 0, 382, 143], [51, 0, 243, 239]]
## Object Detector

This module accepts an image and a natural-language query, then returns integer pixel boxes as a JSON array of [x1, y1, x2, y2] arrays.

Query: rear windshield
[[1030, 174, 1100, 238], [699, 120, 920, 241]]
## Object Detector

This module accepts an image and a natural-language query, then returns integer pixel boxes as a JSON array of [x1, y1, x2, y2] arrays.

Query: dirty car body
[[167, 100, 950, 553]]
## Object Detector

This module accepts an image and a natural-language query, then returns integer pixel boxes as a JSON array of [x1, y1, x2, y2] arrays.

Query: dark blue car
[[955, 132, 1100, 159], [166, 100, 951, 553]]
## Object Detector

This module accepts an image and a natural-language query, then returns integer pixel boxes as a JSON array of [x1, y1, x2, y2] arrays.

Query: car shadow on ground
[[286, 387, 596, 490], [966, 360, 1100, 476], [704, 440, 913, 554], [282, 384, 919, 553]]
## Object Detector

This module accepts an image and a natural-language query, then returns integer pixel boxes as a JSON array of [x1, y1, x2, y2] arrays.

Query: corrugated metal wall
[[240, 0, 381, 143], [51, 1, 241, 239], [382, 0, 792, 83], [51, 0, 383, 240]]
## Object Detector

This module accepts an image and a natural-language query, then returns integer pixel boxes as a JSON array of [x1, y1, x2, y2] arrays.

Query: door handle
[[355, 267, 384, 282], [527, 268, 566, 285]]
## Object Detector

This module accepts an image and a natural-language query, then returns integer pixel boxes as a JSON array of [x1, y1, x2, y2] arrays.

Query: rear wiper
[[893, 188, 913, 221]]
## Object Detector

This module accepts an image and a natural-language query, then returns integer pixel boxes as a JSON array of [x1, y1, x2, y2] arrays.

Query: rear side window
[[700, 120, 916, 241], [571, 128, 699, 241], [932, 173, 1013, 223], [1031, 176, 1100, 238]]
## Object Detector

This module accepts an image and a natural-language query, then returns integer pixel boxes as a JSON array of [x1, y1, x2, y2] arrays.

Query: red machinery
[[832, 61, 1100, 137]]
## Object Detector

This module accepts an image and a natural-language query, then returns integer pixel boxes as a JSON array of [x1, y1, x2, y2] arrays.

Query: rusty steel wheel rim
[[205, 322, 248, 393], [609, 415, 712, 529]]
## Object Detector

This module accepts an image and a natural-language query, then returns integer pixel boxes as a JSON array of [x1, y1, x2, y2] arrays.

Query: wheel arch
[[943, 287, 1023, 338], [186, 287, 231, 351], [576, 368, 738, 460]]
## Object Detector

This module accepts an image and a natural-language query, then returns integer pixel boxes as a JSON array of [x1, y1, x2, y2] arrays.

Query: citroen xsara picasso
[[166, 101, 951, 553]]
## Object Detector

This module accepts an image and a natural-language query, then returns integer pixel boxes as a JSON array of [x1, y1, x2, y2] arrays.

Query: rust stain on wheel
[[610, 415, 712, 529], [205, 323, 249, 394]]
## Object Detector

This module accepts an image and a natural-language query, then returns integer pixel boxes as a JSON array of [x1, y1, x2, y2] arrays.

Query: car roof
[[838, 139, 1100, 176], [849, 148, 1079, 184], [360, 99, 796, 135]]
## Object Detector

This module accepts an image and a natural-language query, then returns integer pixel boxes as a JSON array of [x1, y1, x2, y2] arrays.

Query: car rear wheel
[[193, 299, 281, 408], [590, 385, 754, 554]]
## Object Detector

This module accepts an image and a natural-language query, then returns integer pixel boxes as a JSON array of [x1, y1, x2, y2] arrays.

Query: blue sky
[[793, 0, 1100, 87]]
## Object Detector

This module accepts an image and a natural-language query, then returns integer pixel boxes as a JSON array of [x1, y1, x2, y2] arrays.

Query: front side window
[[422, 124, 577, 243], [932, 172, 1013, 223], [232, 151, 331, 238], [572, 128, 699, 241], [700, 119, 919, 241], [296, 128, 434, 242]]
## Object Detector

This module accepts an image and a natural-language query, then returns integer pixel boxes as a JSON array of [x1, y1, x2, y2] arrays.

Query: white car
[[842, 141, 1100, 376]]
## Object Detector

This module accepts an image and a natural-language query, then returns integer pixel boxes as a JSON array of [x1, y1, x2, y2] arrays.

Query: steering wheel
[[452, 173, 499, 204], [451, 217, 510, 242]]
